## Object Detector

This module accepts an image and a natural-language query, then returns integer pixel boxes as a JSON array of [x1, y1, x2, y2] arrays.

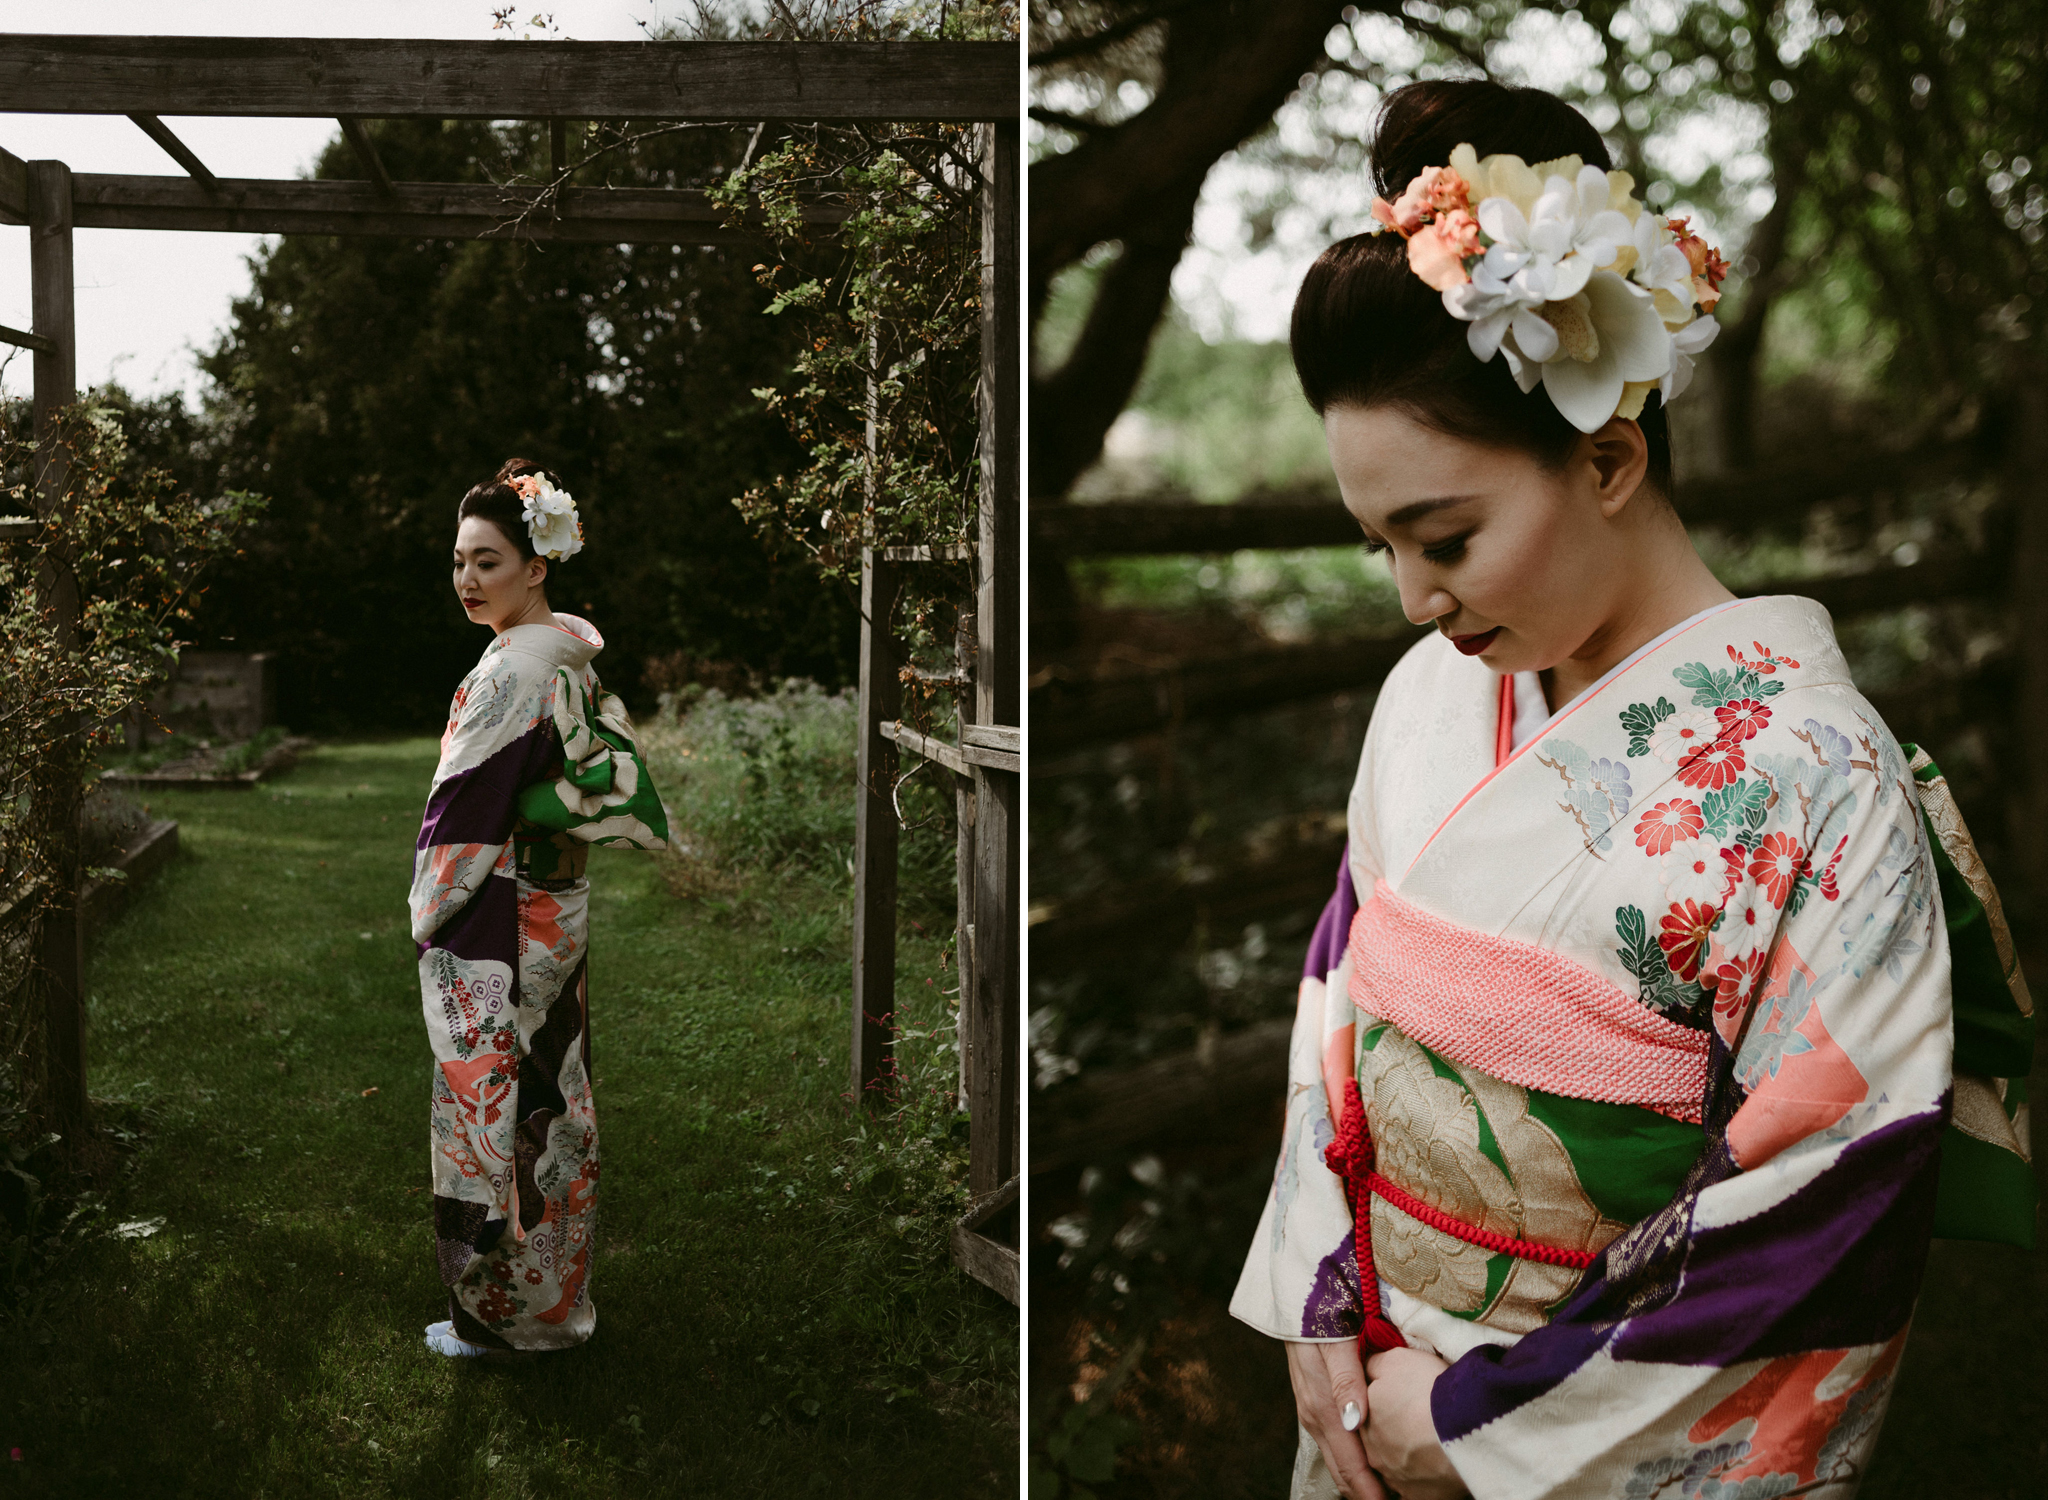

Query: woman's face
[[452, 516, 546, 631], [1322, 403, 1650, 677]]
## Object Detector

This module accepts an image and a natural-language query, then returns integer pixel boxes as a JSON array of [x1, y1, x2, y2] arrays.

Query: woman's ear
[[527, 555, 549, 589], [1586, 417, 1650, 518]]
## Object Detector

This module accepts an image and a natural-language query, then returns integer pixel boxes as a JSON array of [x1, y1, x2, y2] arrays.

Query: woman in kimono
[[1230, 82, 2034, 1498], [413, 458, 668, 1358]]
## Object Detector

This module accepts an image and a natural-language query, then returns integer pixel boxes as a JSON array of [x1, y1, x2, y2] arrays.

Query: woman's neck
[[494, 593, 558, 636], [1538, 521, 1734, 713]]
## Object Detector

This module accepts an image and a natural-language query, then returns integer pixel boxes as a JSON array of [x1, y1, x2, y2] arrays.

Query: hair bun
[[1372, 79, 1610, 197]]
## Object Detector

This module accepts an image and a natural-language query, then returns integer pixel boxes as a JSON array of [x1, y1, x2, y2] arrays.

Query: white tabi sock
[[423, 1319, 491, 1358]]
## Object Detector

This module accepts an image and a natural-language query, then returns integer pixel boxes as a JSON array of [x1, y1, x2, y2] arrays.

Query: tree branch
[[1030, 173, 1204, 500], [1028, 0, 1201, 67], [1029, 0, 1360, 303]]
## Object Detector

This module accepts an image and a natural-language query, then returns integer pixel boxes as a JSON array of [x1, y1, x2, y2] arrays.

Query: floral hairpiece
[[1370, 143, 1729, 434], [510, 472, 584, 562]]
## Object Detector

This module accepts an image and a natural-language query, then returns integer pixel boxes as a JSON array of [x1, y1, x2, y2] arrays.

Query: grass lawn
[[2, 735, 1015, 1498]]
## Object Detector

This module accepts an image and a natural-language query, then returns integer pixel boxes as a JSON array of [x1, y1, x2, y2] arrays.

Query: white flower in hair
[[1370, 143, 1729, 433], [511, 472, 584, 562]]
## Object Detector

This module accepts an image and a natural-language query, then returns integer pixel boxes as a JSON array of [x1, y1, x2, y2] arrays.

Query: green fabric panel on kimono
[[516, 682, 669, 848], [1439, 1252, 1514, 1323], [1906, 758, 2033, 1079], [1933, 1125, 2039, 1249], [1521, 1091, 1707, 1226], [1902, 744, 2038, 1247]]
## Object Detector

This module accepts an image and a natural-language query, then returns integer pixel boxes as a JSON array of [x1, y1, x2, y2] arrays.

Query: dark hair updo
[[1292, 79, 1675, 496], [455, 457, 564, 564]]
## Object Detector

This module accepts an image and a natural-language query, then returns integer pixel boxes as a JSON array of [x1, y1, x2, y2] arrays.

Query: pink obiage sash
[[1329, 880, 1713, 1353]]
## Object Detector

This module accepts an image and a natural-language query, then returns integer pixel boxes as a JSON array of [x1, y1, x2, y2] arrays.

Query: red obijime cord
[[1327, 1079, 1596, 1355]]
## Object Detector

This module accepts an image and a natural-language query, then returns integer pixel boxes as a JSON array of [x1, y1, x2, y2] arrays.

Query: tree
[[180, 116, 850, 732], [1029, 0, 1361, 499]]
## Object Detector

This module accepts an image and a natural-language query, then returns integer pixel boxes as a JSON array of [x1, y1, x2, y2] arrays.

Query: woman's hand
[[1285, 1340, 1388, 1500], [1362, 1347, 1466, 1499]]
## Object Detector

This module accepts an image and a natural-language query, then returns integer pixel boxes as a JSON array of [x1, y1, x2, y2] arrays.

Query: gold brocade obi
[[1356, 1016, 1674, 1335]]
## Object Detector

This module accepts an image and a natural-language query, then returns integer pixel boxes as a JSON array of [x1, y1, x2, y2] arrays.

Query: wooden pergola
[[0, 32, 1019, 1297]]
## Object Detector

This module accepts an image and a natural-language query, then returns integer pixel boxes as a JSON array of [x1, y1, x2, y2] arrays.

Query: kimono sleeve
[[515, 670, 669, 851], [1228, 842, 1374, 1342], [1429, 696, 1953, 1500], [409, 658, 558, 944]]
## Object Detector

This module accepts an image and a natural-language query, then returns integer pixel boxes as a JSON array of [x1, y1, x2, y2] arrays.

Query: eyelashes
[[1361, 537, 1469, 564]]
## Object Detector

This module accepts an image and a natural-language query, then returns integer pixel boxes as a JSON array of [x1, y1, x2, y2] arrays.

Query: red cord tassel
[[1326, 1079, 1408, 1355]]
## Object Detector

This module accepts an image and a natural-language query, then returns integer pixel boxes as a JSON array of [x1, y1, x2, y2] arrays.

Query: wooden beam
[[65, 172, 848, 244], [0, 141, 28, 222], [880, 542, 974, 561], [336, 116, 396, 196], [951, 1175, 1020, 1304], [0, 322, 56, 355], [28, 158, 86, 1144], [550, 120, 569, 178], [0, 35, 1020, 122], [125, 113, 218, 188], [883, 720, 1020, 775], [965, 119, 1019, 1199], [851, 550, 902, 1109], [949, 1221, 1019, 1304], [953, 605, 976, 1103]]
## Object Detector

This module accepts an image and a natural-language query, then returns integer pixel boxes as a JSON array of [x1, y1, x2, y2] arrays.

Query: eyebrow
[[1383, 495, 1479, 528]]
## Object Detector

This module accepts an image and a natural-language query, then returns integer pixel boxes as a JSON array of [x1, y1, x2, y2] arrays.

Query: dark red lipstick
[[1449, 627, 1501, 656]]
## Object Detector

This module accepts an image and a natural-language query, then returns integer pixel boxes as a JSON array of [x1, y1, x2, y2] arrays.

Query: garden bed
[[80, 816, 179, 939], [99, 728, 312, 791]]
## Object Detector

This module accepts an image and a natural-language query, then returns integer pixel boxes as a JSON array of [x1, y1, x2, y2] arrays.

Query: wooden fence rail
[[1032, 550, 1998, 755], [1029, 437, 1992, 558]]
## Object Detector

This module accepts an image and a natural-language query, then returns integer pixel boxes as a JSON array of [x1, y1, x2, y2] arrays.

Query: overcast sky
[[0, 1, 679, 402]]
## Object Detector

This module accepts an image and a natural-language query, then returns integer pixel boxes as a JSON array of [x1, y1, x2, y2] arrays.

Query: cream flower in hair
[[511, 473, 585, 562], [1516, 271, 1675, 433], [1471, 163, 1636, 306]]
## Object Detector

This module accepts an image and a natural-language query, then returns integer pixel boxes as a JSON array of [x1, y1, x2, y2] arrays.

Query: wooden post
[[954, 605, 976, 1102], [850, 547, 902, 1108], [29, 158, 85, 1141], [966, 120, 1019, 1197]]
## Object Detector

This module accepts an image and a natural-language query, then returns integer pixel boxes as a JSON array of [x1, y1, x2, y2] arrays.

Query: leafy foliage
[[714, 137, 985, 581], [0, 401, 262, 1126], [1675, 660, 1787, 708], [1622, 695, 1679, 756], [1700, 777, 1773, 839]]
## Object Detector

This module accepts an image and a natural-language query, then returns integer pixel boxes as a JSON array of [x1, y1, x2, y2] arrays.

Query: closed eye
[[1360, 538, 1390, 559], [1422, 535, 1468, 564]]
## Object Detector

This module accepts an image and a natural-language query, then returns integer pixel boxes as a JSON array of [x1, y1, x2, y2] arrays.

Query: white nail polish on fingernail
[[1341, 1401, 1362, 1431]]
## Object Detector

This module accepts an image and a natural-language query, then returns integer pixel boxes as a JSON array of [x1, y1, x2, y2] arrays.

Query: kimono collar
[[493, 613, 603, 672]]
